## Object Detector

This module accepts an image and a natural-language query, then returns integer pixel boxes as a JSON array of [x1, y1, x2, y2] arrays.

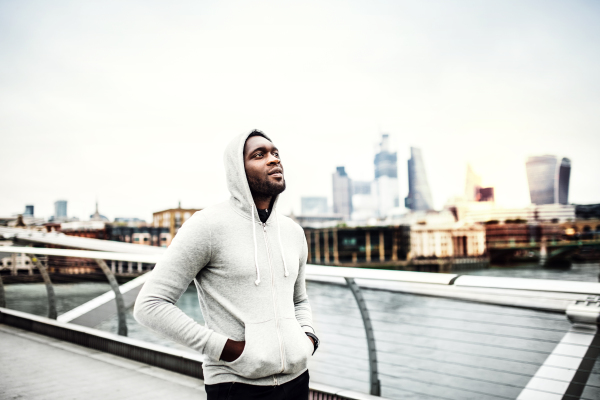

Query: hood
[[224, 131, 280, 224], [223, 130, 289, 285]]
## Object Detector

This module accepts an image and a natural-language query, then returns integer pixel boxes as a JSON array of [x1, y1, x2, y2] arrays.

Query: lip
[[268, 168, 283, 177]]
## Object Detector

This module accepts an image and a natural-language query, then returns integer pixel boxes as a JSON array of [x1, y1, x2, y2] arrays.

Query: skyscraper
[[405, 147, 434, 211], [374, 134, 399, 217], [24, 205, 34, 217], [54, 200, 67, 219], [526, 155, 571, 205], [332, 166, 352, 220], [464, 164, 482, 201], [464, 165, 495, 202]]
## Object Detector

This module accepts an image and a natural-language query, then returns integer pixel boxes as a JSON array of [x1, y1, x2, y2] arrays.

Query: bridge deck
[[0, 323, 207, 400]]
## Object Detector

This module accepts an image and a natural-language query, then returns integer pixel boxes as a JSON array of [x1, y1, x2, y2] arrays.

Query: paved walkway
[[0, 324, 207, 400]]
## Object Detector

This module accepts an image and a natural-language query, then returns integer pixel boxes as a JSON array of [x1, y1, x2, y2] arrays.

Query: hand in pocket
[[220, 339, 246, 362]]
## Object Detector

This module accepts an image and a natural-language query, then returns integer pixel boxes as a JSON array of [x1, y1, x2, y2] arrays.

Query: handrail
[[306, 264, 457, 285], [0, 227, 165, 255], [454, 275, 600, 295], [4, 247, 600, 296], [3, 246, 161, 263]]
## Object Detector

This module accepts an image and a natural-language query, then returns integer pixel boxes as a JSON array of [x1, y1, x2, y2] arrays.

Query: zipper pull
[[263, 223, 267, 232]]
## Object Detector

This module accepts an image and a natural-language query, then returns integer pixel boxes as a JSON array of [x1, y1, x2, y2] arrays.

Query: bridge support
[[94, 259, 127, 336], [31, 256, 57, 320], [518, 296, 600, 399], [345, 278, 380, 396], [0, 273, 5, 308]]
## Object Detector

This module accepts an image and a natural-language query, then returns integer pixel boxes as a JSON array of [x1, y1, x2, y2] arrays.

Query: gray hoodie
[[133, 131, 315, 386]]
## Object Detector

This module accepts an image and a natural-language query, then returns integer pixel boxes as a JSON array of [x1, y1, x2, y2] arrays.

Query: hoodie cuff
[[302, 325, 315, 335], [204, 331, 229, 360]]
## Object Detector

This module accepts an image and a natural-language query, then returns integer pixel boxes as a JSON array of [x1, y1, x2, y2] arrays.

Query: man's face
[[243, 135, 286, 198]]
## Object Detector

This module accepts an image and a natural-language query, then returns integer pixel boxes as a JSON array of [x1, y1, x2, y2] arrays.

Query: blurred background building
[[405, 147, 434, 212], [526, 155, 571, 205], [152, 203, 201, 238], [332, 166, 352, 220], [373, 134, 399, 218], [54, 200, 67, 221]]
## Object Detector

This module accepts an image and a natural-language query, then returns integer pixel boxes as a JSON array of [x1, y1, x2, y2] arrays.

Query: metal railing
[[2, 245, 600, 399]]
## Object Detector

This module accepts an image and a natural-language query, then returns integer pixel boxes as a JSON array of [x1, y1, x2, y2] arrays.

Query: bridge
[[1, 227, 600, 399]]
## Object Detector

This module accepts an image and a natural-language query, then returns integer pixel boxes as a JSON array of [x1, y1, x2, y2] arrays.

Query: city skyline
[[1, 1, 600, 221]]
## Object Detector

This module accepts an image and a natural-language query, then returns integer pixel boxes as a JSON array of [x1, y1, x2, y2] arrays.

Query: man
[[134, 130, 319, 400]]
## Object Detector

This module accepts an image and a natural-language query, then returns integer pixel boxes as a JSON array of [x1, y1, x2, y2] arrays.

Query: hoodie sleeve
[[133, 213, 229, 360], [293, 228, 315, 334]]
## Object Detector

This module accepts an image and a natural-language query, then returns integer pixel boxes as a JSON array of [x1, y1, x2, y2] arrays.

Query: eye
[[273, 152, 280, 158], [253, 152, 264, 158]]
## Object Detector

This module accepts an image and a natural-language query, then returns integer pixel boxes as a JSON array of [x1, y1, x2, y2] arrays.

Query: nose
[[266, 154, 280, 165]]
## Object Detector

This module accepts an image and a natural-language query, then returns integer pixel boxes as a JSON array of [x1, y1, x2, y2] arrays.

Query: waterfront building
[[304, 225, 411, 265], [60, 221, 111, 240], [54, 200, 67, 219], [410, 223, 486, 259], [374, 134, 400, 218], [526, 155, 571, 205], [575, 204, 600, 220], [61, 221, 112, 240], [332, 166, 352, 220], [449, 202, 575, 224], [0, 254, 35, 275], [301, 197, 328, 215], [405, 147, 434, 211], [113, 226, 171, 247], [484, 222, 563, 249], [561, 218, 600, 238], [153, 204, 202, 238], [60, 220, 170, 247]]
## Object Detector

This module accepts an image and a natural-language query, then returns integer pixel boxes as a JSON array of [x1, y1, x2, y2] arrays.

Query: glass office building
[[332, 166, 352, 220], [405, 147, 434, 211], [526, 156, 571, 205], [54, 200, 67, 219], [374, 134, 400, 217]]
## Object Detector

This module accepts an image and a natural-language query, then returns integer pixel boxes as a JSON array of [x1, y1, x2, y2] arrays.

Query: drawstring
[[251, 204, 261, 286], [276, 212, 289, 277]]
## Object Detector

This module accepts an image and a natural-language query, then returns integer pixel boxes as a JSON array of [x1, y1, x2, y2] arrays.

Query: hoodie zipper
[[262, 222, 285, 383]]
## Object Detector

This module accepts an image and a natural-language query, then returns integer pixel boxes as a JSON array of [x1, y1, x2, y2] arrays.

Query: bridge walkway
[[0, 323, 207, 400]]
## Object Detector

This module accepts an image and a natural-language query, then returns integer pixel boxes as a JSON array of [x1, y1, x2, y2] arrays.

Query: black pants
[[205, 370, 309, 400]]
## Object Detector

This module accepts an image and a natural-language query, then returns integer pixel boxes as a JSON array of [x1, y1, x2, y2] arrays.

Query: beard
[[247, 174, 286, 199]]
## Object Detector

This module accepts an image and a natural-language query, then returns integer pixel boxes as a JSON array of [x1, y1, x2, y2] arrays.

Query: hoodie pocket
[[280, 317, 313, 375], [227, 319, 282, 379]]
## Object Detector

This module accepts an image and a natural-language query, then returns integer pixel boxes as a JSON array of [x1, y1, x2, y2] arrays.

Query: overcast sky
[[1, 0, 599, 221]]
